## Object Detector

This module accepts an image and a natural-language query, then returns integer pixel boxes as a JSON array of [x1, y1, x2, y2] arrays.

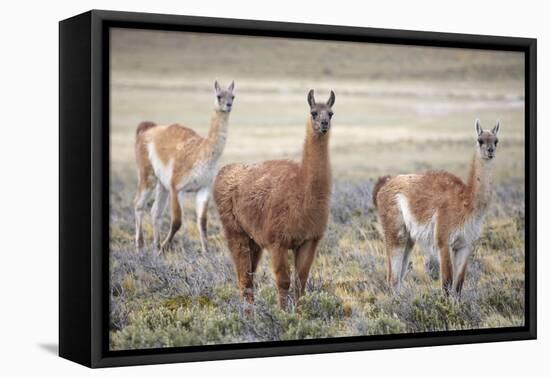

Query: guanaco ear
[[307, 89, 316, 108], [214, 80, 222, 95], [326, 90, 336, 107], [492, 121, 500, 135], [475, 119, 483, 136], [227, 80, 235, 93]]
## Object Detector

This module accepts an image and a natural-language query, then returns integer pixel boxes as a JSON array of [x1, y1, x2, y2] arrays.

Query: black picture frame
[[59, 9, 537, 368]]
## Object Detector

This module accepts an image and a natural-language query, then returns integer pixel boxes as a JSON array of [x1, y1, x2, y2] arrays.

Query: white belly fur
[[396, 194, 437, 254], [147, 142, 173, 189], [396, 193, 484, 253], [147, 142, 216, 192]]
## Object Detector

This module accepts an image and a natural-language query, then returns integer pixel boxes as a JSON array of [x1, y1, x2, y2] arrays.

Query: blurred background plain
[[110, 28, 525, 183]]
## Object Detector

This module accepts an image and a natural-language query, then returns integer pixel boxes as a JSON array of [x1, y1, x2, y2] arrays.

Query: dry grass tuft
[[109, 178, 524, 350]]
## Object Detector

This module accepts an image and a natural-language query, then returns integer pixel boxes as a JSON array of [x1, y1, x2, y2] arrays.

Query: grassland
[[109, 28, 525, 350]]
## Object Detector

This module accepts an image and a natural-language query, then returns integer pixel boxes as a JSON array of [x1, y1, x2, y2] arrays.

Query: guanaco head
[[214, 80, 235, 113], [307, 89, 335, 135], [475, 119, 500, 160]]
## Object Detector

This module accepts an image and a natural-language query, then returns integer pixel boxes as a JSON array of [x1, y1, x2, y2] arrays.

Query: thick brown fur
[[374, 120, 499, 295], [213, 90, 335, 310], [372, 175, 391, 208]]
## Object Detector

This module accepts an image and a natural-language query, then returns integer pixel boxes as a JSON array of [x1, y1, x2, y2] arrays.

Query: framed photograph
[[59, 10, 536, 368]]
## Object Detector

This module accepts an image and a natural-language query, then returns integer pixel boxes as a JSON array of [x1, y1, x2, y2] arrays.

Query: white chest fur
[[449, 214, 484, 248], [177, 159, 217, 192]]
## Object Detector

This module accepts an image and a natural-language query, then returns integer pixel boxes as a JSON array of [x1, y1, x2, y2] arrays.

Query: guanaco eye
[[217, 95, 221, 101], [478, 139, 484, 145], [328, 112, 334, 118], [311, 111, 318, 117], [495, 140, 499, 146], [231, 95, 235, 100]]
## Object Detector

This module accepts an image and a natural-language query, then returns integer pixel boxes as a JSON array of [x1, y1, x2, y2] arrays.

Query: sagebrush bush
[[408, 292, 480, 331], [109, 178, 525, 350], [480, 277, 524, 319], [367, 312, 407, 335], [299, 291, 344, 321]]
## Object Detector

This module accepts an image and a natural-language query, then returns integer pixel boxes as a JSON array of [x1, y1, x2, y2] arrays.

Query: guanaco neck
[[203, 110, 230, 160], [466, 151, 494, 214], [300, 118, 332, 206]]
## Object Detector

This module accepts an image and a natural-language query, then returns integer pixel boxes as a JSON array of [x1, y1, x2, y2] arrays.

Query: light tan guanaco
[[134, 81, 235, 254], [373, 119, 500, 295]]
